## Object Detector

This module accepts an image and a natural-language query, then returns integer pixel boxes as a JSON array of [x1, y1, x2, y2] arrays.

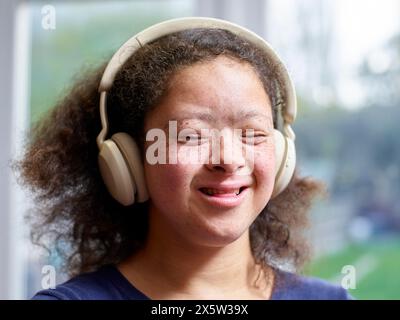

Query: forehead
[[146, 56, 273, 127]]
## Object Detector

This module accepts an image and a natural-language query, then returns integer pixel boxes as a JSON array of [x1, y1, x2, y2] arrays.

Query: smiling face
[[143, 55, 275, 247]]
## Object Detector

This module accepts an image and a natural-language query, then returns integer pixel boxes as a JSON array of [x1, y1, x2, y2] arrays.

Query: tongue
[[208, 192, 237, 197], [200, 188, 239, 197]]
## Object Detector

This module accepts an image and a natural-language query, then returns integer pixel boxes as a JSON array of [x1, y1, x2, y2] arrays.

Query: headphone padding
[[272, 129, 296, 198], [98, 139, 136, 205], [111, 133, 149, 204]]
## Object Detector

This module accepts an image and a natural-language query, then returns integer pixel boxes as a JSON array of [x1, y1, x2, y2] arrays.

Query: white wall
[[0, 0, 30, 299]]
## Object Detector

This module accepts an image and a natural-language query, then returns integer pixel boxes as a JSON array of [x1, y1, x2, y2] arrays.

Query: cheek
[[144, 162, 195, 202], [253, 144, 276, 196]]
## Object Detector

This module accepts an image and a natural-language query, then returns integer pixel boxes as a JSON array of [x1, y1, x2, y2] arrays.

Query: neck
[[119, 208, 273, 299]]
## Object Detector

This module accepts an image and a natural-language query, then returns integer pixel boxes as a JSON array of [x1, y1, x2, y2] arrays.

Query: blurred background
[[1, 0, 399, 300]]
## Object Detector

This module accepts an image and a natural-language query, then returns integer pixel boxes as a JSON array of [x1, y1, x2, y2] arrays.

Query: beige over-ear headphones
[[96, 17, 297, 206]]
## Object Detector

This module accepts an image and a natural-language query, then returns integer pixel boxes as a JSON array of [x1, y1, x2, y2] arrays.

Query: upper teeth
[[203, 188, 241, 195]]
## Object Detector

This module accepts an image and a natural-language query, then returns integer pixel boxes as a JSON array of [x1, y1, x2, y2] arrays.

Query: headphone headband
[[98, 17, 296, 124]]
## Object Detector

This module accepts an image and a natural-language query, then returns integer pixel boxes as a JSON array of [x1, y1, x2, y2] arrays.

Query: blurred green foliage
[[305, 237, 400, 299]]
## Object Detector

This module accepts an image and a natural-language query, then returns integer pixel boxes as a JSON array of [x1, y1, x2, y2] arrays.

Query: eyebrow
[[162, 110, 273, 130], [173, 110, 270, 122]]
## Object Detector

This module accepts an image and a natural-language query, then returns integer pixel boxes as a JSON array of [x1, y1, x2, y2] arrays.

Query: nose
[[205, 129, 246, 174]]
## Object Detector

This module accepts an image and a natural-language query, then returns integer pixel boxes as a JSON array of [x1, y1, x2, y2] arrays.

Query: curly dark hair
[[14, 28, 325, 277]]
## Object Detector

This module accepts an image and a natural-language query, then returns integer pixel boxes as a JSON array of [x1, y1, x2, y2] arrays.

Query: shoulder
[[31, 265, 146, 300], [272, 269, 353, 300]]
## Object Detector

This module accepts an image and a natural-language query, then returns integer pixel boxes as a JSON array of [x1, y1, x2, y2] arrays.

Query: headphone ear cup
[[111, 132, 149, 204], [272, 129, 296, 198], [98, 138, 136, 206]]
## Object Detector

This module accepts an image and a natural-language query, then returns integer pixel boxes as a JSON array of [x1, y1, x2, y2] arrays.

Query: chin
[[192, 221, 249, 248]]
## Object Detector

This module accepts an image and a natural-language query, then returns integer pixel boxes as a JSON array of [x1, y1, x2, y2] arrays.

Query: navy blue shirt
[[32, 265, 352, 300]]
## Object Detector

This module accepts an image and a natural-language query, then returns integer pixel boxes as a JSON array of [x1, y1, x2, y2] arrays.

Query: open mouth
[[199, 186, 248, 196]]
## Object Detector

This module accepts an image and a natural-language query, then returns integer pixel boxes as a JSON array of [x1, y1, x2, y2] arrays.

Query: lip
[[196, 181, 251, 208], [197, 187, 249, 208], [198, 181, 251, 190]]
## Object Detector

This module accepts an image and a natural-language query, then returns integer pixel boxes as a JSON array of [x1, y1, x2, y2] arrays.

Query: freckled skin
[[143, 56, 275, 248]]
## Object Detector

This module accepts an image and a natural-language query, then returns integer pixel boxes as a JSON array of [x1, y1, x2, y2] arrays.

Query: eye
[[178, 132, 204, 145], [241, 131, 268, 144]]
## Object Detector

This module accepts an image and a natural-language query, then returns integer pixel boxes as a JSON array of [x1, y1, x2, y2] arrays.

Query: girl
[[17, 17, 351, 300]]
